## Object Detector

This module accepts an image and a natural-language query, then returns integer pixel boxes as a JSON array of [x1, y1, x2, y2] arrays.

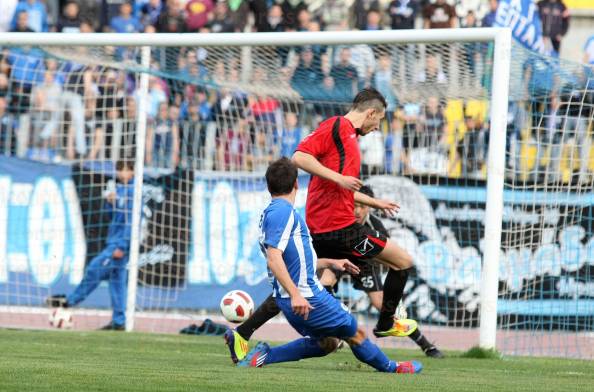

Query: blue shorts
[[276, 291, 357, 340]]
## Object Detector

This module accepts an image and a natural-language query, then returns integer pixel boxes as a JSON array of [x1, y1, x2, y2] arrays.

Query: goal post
[[1, 28, 591, 358]]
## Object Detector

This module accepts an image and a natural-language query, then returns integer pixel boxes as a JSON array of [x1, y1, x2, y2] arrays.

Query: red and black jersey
[[296, 116, 360, 234]]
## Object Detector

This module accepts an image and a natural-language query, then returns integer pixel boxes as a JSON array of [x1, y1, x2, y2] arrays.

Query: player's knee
[[318, 337, 340, 353], [346, 327, 366, 346]]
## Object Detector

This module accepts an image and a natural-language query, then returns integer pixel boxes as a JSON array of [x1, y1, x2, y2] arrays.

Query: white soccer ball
[[220, 290, 254, 323], [49, 308, 73, 329]]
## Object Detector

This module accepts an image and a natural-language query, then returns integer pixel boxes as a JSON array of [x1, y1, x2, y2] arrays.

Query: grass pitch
[[0, 329, 592, 392]]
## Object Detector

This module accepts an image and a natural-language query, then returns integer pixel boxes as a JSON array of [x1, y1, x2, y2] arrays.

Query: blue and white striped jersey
[[259, 198, 324, 298]]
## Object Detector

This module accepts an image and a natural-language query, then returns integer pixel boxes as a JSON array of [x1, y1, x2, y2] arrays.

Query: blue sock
[[349, 338, 397, 372], [264, 337, 327, 365]]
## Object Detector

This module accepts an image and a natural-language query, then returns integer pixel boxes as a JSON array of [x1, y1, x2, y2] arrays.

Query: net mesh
[[0, 37, 591, 358]]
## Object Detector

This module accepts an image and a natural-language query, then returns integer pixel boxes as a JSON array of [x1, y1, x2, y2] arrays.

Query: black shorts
[[335, 260, 384, 293], [312, 222, 388, 261]]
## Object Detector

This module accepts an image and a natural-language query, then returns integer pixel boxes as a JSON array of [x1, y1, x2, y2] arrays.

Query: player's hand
[[337, 175, 363, 192], [291, 294, 314, 320], [374, 199, 400, 216], [106, 192, 116, 205], [112, 248, 125, 259], [328, 259, 360, 275]]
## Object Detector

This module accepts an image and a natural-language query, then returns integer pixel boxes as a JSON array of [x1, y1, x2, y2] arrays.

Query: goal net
[[0, 31, 591, 358]]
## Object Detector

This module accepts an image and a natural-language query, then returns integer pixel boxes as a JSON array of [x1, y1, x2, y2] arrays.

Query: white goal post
[[0, 28, 512, 349]]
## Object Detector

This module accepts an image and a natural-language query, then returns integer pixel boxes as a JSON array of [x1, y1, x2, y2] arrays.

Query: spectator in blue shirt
[[10, 10, 34, 32], [110, 2, 143, 33], [274, 112, 303, 158], [11, 0, 48, 32], [482, 0, 498, 28]]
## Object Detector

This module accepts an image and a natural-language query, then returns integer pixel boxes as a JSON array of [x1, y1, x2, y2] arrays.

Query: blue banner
[[495, 0, 551, 55]]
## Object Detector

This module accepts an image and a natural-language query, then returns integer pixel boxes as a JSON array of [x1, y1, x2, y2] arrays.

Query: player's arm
[[292, 151, 362, 191], [317, 258, 360, 275], [266, 247, 313, 320], [354, 191, 400, 216]]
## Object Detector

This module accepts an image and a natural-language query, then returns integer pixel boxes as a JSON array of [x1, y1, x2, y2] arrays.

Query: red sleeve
[[296, 124, 331, 159]]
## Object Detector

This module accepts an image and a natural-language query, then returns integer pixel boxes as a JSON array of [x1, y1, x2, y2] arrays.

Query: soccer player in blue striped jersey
[[236, 158, 422, 374]]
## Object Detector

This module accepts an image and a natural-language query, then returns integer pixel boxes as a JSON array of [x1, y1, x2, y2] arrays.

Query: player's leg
[[238, 336, 338, 368], [106, 256, 128, 330], [367, 290, 444, 358], [225, 293, 281, 363], [373, 239, 416, 335], [345, 325, 422, 374], [53, 248, 112, 307]]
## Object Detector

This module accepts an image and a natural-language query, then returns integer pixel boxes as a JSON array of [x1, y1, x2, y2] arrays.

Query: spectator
[[388, 0, 420, 30], [185, 0, 214, 31], [291, 46, 324, 100], [11, 11, 35, 32], [146, 102, 180, 169], [101, 0, 130, 31], [250, 128, 273, 171], [31, 70, 62, 151], [144, 76, 168, 119], [584, 35, 594, 65], [156, 0, 187, 33], [0, 0, 18, 33], [399, 101, 421, 173], [365, 9, 382, 30], [207, 1, 235, 33], [352, 0, 381, 30], [315, 0, 349, 31], [280, 0, 307, 31], [217, 116, 251, 171], [359, 125, 385, 177], [330, 47, 360, 100], [138, 0, 163, 28], [274, 111, 303, 158], [110, 2, 143, 33], [423, 0, 456, 78], [461, 11, 481, 79], [482, 0, 498, 28], [0, 97, 17, 156], [421, 96, 446, 151], [538, 0, 570, 53], [6, 47, 45, 114], [56, 1, 83, 33], [372, 54, 397, 122], [384, 115, 404, 174], [417, 53, 447, 84], [262, 4, 284, 32], [455, 115, 486, 178], [227, 0, 250, 32], [296, 8, 311, 31], [505, 100, 526, 173], [11, 0, 49, 32]]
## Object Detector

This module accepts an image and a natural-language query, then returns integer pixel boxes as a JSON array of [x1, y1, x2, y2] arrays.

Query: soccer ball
[[49, 307, 73, 329], [220, 290, 254, 323]]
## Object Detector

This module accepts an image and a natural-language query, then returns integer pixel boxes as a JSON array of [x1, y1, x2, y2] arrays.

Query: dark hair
[[352, 87, 387, 112], [358, 185, 374, 198], [265, 157, 298, 196], [116, 159, 134, 171]]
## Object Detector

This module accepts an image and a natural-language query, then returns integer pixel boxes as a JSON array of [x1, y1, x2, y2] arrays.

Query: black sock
[[408, 328, 433, 351], [376, 268, 410, 331], [236, 294, 280, 341]]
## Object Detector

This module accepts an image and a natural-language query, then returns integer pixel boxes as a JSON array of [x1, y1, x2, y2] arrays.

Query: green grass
[[0, 329, 592, 392]]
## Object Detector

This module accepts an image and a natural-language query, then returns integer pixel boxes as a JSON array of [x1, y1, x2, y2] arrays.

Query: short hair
[[116, 159, 134, 171], [351, 87, 387, 112], [265, 158, 298, 196], [358, 185, 374, 198]]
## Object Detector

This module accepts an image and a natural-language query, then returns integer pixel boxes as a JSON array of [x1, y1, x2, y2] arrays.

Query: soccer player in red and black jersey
[[292, 87, 416, 338], [225, 88, 423, 363]]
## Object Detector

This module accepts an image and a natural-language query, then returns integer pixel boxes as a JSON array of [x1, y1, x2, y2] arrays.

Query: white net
[[0, 36, 591, 358]]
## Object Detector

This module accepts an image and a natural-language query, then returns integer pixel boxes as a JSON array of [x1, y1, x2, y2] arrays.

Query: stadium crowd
[[0, 0, 592, 183]]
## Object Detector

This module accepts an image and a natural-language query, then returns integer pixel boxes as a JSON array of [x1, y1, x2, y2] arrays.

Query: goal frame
[[0, 28, 512, 349]]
